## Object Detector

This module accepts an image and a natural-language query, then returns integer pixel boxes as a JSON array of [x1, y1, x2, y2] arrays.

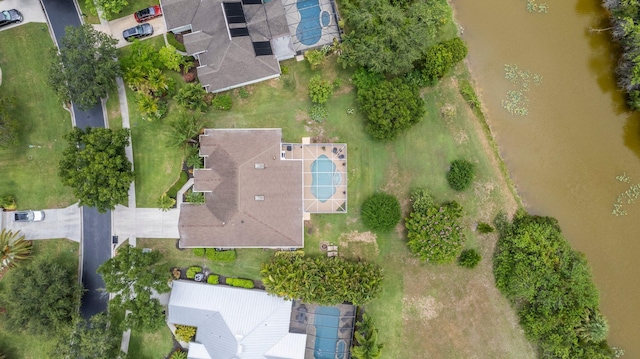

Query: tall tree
[[97, 245, 169, 330], [0, 229, 32, 270], [0, 255, 82, 334], [351, 314, 384, 359], [357, 78, 425, 140], [167, 111, 203, 149], [0, 97, 18, 148], [59, 127, 134, 212], [48, 24, 120, 110], [53, 313, 126, 359], [339, 0, 451, 74]]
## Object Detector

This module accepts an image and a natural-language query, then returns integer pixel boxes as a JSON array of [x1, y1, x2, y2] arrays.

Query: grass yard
[[77, 0, 101, 24], [0, 239, 79, 359], [123, 49, 535, 356], [118, 36, 184, 207], [106, 85, 122, 130], [127, 325, 175, 359], [138, 238, 274, 280], [0, 23, 75, 209]]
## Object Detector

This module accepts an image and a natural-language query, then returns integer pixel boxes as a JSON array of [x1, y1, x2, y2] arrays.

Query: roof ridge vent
[[255, 195, 265, 201]]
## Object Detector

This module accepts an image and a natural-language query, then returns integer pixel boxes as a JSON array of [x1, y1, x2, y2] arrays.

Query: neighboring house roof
[[178, 129, 304, 248], [168, 280, 306, 359], [161, 0, 289, 92]]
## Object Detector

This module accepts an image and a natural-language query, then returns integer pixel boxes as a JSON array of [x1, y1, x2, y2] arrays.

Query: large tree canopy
[[357, 78, 425, 140], [59, 127, 134, 212], [339, 0, 451, 74], [97, 245, 170, 330], [48, 24, 120, 110], [494, 211, 614, 358], [53, 313, 125, 359], [0, 255, 82, 334]]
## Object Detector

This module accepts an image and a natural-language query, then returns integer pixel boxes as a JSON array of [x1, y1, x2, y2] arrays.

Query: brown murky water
[[451, 0, 640, 355]]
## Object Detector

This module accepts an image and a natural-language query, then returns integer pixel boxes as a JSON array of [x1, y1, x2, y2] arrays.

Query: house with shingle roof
[[178, 129, 304, 248], [168, 280, 307, 359], [160, 0, 294, 93]]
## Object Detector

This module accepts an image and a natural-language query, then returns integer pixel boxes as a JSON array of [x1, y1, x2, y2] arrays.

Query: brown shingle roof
[[179, 129, 303, 248]]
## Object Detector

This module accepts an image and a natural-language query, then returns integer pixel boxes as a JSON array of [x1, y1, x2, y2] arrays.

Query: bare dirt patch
[[338, 230, 379, 259]]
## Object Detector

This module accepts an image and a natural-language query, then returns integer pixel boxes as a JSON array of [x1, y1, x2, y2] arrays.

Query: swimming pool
[[313, 306, 343, 359], [296, 0, 325, 46], [311, 154, 341, 203]]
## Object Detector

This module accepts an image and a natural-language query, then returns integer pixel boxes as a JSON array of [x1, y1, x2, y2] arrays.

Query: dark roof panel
[[230, 27, 250, 37], [252, 41, 273, 56], [223, 2, 246, 23]]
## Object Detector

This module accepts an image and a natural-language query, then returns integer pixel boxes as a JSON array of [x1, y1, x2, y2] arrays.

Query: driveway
[[95, 16, 166, 48], [1, 204, 81, 242], [113, 206, 179, 239], [0, 0, 47, 32]]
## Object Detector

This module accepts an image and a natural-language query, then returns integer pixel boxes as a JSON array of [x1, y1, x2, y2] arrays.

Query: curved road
[[40, 0, 111, 318]]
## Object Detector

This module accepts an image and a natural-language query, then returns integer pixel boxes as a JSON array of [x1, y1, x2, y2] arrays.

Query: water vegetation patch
[[612, 173, 640, 216], [501, 64, 542, 116], [525, 0, 548, 14]]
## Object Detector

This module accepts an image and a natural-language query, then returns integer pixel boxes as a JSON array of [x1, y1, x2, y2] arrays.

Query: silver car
[[13, 210, 45, 222]]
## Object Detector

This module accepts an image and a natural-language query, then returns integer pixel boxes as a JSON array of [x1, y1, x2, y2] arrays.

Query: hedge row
[[226, 278, 254, 289]]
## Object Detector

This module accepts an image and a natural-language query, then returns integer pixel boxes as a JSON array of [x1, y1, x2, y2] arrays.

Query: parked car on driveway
[[0, 9, 23, 28], [13, 210, 45, 222], [123, 23, 153, 42], [134, 5, 162, 23]]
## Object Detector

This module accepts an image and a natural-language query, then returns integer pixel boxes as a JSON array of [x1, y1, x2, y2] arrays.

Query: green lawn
[[106, 85, 122, 130], [0, 239, 79, 359], [127, 325, 174, 359], [0, 23, 76, 209], [77, 0, 101, 24]]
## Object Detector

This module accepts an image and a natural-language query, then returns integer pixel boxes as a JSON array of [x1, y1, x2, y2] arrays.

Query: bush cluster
[[446, 159, 475, 191], [261, 253, 384, 306], [226, 278, 254, 289], [405, 189, 465, 264], [476, 222, 494, 234], [186, 266, 202, 279], [457, 249, 481, 269], [207, 275, 219, 285], [174, 325, 196, 342], [361, 193, 402, 232], [170, 350, 188, 359], [420, 37, 468, 85], [212, 94, 232, 110], [193, 248, 205, 257], [205, 248, 237, 262], [308, 75, 334, 104], [494, 211, 615, 358]]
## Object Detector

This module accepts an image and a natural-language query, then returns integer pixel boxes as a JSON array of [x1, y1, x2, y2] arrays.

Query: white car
[[13, 210, 45, 222]]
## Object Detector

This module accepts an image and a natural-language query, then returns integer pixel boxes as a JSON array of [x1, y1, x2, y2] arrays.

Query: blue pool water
[[311, 154, 341, 203], [314, 306, 340, 359], [296, 0, 322, 45], [321, 11, 330, 27]]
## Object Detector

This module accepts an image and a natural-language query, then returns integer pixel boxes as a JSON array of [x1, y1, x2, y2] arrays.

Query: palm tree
[[576, 308, 609, 343], [0, 229, 32, 269], [351, 313, 384, 359], [168, 112, 203, 149], [157, 193, 176, 212]]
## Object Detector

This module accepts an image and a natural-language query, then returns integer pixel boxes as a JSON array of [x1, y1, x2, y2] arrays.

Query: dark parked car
[[13, 210, 45, 222], [134, 5, 162, 23], [0, 9, 23, 28], [123, 23, 153, 42]]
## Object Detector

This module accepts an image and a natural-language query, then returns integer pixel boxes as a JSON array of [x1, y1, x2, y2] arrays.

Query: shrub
[[167, 33, 186, 52], [174, 83, 207, 112], [157, 193, 176, 212], [352, 67, 384, 92], [446, 159, 475, 191], [174, 325, 196, 342], [304, 49, 325, 69], [159, 45, 184, 72], [170, 350, 188, 359], [261, 254, 384, 306], [308, 75, 334, 104], [0, 195, 17, 210], [238, 87, 250, 98], [193, 248, 205, 256], [361, 193, 401, 232], [171, 267, 181, 280], [409, 188, 435, 214], [186, 266, 202, 279], [458, 249, 482, 269], [226, 278, 254, 289], [421, 37, 468, 84], [309, 104, 328, 123], [207, 274, 219, 284], [212, 94, 232, 110], [459, 80, 480, 110], [332, 78, 342, 89], [205, 248, 237, 262], [477, 222, 494, 233], [185, 190, 205, 204], [167, 171, 188, 199]]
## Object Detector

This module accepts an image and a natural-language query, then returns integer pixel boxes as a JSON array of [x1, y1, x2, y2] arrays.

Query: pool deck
[[281, 143, 347, 213], [289, 301, 356, 359]]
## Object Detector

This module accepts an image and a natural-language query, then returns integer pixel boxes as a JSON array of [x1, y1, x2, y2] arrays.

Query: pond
[[451, 0, 640, 355]]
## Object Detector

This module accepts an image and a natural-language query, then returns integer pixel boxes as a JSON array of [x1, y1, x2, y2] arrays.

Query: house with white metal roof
[[168, 280, 307, 359]]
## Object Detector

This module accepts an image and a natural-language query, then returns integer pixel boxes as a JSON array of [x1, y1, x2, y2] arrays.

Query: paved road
[[40, 0, 111, 319]]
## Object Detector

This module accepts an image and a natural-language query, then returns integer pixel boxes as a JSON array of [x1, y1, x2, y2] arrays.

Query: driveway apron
[[40, 0, 111, 319]]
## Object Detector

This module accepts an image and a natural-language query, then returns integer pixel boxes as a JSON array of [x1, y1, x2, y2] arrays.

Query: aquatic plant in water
[[526, 0, 548, 13], [502, 64, 542, 116], [612, 173, 640, 216]]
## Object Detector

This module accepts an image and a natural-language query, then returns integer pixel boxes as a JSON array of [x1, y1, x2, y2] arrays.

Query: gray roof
[[168, 280, 306, 359], [161, 0, 287, 92], [179, 129, 304, 248]]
